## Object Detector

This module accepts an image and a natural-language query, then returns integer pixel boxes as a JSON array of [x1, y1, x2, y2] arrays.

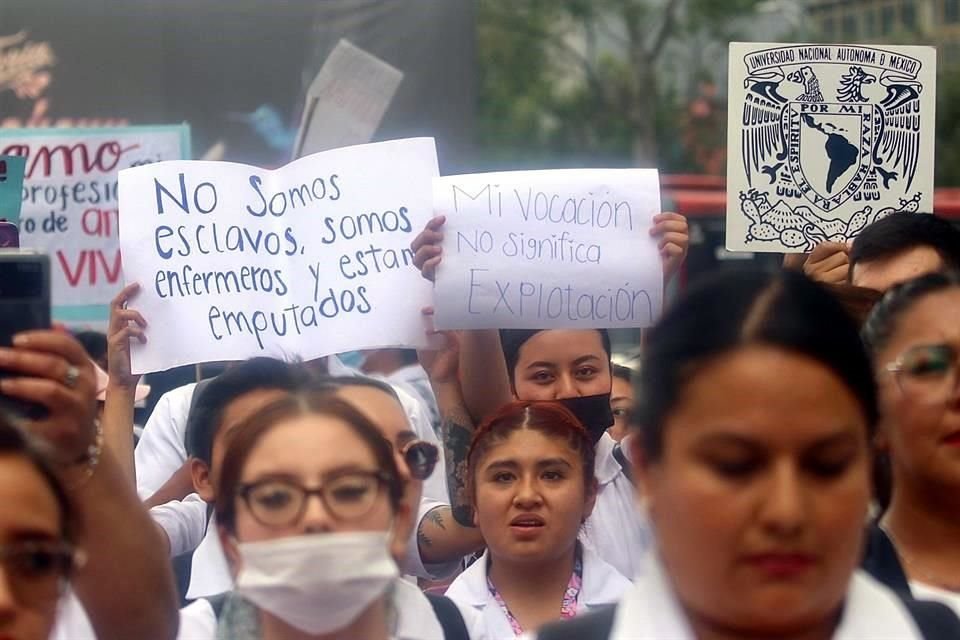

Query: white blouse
[[446, 544, 631, 639], [578, 433, 652, 579], [535, 551, 927, 639]]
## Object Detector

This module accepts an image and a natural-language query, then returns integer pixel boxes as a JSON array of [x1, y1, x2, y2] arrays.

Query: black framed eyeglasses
[[401, 440, 439, 481], [238, 470, 393, 528], [0, 540, 81, 607], [885, 343, 960, 405]]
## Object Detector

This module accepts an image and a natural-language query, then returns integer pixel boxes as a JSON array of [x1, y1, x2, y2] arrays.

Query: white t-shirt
[[150, 493, 209, 558], [177, 579, 488, 640], [911, 581, 960, 618], [579, 433, 652, 579]]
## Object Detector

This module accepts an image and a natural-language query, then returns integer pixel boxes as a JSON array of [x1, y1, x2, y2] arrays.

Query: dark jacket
[[861, 522, 913, 595]]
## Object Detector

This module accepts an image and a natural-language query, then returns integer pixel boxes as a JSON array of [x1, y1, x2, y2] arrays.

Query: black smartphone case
[[0, 253, 52, 419]]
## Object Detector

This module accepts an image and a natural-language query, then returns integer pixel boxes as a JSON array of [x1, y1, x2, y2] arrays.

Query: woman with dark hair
[[444, 401, 629, 638], [176, 391, 484, 640], [861, 271, 960, 615], [417, 324, 649, 581], [0, 415, 81, 640], [535, 268, 958, 639]]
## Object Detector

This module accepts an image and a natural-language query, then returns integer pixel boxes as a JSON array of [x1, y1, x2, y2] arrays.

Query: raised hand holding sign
[[118, 137, 438, 374]]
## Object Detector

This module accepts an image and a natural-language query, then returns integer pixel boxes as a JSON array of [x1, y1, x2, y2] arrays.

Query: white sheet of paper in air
[[725, 42, 936, 253], [432, 169, 663, 330], [292, 39, 404, 159], [118, 137, 437, 374]]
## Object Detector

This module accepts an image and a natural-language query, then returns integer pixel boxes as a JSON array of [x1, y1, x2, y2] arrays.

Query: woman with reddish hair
[[444, 401, 630, 639]]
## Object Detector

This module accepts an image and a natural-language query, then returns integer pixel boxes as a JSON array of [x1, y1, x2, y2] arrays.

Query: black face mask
[[557, 393, 614, 444]]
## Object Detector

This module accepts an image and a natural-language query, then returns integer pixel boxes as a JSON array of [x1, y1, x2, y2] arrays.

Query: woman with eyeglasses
[[0, 416, 81, 640], [533, 268, 959, 640], [176, 391, 485, 640], [444, 401, 630, 639], [861, 271, 960, 615]]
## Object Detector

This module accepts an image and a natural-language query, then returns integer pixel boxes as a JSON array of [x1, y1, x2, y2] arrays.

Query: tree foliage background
[[476, 0, 960, 186], [475, 0, 766, 173]]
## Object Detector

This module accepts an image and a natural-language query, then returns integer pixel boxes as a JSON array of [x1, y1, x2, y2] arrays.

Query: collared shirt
[[177, 579, 487, 640], [487, 545, 582, 635], [446, 544, 630, 640], [579, 433, 652, 579], [592, 552, 925, 640], [185, 513, 233, 600]]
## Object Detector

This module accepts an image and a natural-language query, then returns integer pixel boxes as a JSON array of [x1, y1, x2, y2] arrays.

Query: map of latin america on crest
[[725, 42, 937, 253]]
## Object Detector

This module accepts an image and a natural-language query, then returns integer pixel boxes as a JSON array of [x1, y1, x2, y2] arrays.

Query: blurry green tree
[[935, 64, 960, 186], [476, 0, 765, 172]]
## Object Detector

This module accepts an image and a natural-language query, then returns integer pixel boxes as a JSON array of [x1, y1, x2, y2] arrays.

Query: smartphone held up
[[0, 252, 51, 419]]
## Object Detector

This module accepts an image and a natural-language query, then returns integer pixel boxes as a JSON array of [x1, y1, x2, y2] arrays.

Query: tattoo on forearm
[[418, 508, 450, 554], [427, 508, 447, 530], [443, 413, 476, 528], [417, 517, 433, 549]]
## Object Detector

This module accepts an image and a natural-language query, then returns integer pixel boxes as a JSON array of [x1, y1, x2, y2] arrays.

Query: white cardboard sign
[[726, 42, 936, 252], [292, 39, 404, 159], [433, 169, 663, 330], [119, 137, 437, 374]]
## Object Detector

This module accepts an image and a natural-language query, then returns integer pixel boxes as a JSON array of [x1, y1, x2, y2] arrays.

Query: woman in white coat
[[534, 269, 959, 640], [444, 401, 630, 638]]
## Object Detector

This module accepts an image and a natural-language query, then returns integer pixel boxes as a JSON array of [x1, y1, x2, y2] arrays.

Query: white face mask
[[234, 531, 399, 635]]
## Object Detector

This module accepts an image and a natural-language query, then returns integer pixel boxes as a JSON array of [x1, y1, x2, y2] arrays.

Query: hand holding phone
[[0, 330, 98, 465], [0, 253, 51, 419]]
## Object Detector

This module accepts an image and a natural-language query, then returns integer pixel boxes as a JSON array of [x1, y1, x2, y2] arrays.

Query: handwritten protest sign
[[292, 39, 404, 159], [726, 42, 936, 253], [0, 126, 190, 320], [119, 137, 437, 374], [433, 169, 662, 330]]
